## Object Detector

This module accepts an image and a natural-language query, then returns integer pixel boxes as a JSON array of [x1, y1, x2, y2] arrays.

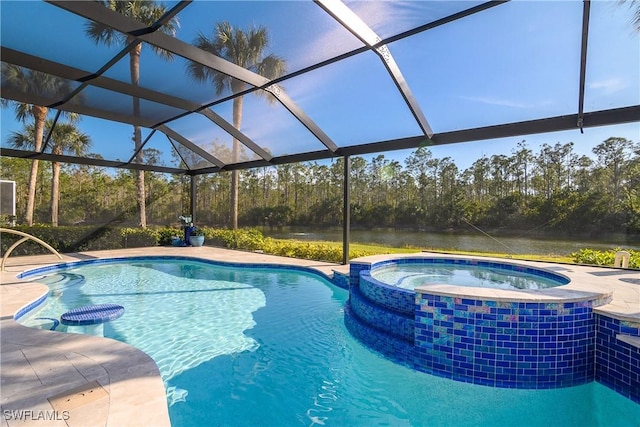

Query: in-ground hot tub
[[370, 258, 569, 290], [345, 255, 612, 389]]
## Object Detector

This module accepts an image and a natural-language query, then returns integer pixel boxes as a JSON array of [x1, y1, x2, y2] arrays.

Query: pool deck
[[1, 247, 637, 426]]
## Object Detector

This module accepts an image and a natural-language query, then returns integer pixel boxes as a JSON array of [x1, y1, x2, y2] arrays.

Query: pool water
[[371, 263, 563, 290], [20, 258, 640, 426]]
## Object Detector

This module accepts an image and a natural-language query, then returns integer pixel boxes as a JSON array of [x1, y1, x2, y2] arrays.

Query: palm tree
[[9, 120, 91, 226], [85, 0, 178, 228], [1, 64, 77, 225], [187, 22, 287, 229]]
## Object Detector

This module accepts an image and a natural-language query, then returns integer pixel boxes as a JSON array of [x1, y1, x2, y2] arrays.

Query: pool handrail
[[0, 228, 63, 271]]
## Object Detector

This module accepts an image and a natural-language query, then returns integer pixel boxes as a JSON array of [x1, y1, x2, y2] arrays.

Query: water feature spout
[[614, 251, 630, 268]]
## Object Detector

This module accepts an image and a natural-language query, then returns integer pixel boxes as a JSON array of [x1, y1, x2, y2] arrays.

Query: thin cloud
[[287, 13, 362, 74], [459, 95, 547, 109], [588, 78, 626, 94], [285, 1, 401, 99]]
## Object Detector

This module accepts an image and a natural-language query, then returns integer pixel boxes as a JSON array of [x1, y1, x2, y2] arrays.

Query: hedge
[[2, 226, 637, 268], [571, 248, 639, 269], [0, 225, 159, 256]]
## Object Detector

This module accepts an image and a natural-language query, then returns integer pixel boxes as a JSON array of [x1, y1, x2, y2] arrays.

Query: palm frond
[[49, 122, 92, 156], [2, 65, 79, 124], [247, 26, 269, 66], [257, 54, 287, 80], [187, 21, 287, 102], [187, 31, 230, 95], [85, 21, 121, 47], [88, 1, 178, 59], [618, 0, 640, 31], [9, 127, 36, 150]]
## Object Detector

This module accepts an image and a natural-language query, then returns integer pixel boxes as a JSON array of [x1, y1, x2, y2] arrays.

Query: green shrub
[[156, 227, 182, 246], [205, 228, 234, 248], [263, 238, 332, 261], [571, 247, 639, 269], [121, 227, 159, 248], [205, 228, 382, 263], [232, 228, 265, 250], [262, 238, 355, 263], [0, 225, 160, 256], [204, 227, 264, 250]]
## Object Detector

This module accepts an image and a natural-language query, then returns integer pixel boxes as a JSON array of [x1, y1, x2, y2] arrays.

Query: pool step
[[617, 334, 640, 349]]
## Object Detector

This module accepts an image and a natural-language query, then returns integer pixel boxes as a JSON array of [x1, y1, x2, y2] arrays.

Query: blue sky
[[1, 0, 638, 171]]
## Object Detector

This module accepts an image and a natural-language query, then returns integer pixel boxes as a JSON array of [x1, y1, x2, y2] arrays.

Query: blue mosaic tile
[[331, 271, 350, 290], [358, 271, 415, 316], [349, 286, 413, 342], [344, 303, 414, 368], [413, 293, 602, 388], [60, 303, 124, 326], [14, 292, 48, 320], [595, 314, 640, 404], [348, 257, 634, 399]]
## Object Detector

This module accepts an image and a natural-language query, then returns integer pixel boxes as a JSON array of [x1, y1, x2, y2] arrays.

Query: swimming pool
[[18, 257, 640, 426]]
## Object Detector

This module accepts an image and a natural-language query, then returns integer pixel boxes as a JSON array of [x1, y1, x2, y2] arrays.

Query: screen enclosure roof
[[1, 0, 639, 176]]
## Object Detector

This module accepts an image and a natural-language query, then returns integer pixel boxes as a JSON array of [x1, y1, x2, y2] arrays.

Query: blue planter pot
[[189, 235, 205, 247]]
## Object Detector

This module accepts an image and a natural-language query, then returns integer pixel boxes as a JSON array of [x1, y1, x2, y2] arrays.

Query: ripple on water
[[22, 262, 267, 406]]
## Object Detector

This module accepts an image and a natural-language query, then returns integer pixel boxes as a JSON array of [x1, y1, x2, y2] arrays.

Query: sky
[[1, 0, 638, 172]]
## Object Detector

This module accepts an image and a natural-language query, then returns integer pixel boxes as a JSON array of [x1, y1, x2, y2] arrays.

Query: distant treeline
[[1, 137, 639, 236]]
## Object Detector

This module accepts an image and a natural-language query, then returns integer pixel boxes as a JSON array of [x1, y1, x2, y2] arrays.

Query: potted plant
[[189, 227, 205, 247], [171, 235, 183, 247], [179, 215, 193, 245]]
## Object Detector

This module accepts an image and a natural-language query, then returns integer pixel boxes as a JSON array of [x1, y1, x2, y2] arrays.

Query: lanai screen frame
[[1, 0, 639, 264]]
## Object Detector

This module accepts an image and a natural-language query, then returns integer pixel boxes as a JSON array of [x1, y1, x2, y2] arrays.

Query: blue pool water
[[19, 258, 640, 426], [371, 262, 565, 290]]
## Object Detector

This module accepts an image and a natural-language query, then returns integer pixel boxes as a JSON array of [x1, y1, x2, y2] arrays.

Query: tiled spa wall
[[594, 314, 640, 403], [414, 293, 605, 389], [345, 259, 638, 403]]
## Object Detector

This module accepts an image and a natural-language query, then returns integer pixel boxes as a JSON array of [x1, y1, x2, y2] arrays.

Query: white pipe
[[0, 228, 63, 271]]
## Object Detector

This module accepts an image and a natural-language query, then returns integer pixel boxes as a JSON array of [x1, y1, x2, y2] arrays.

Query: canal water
[[259, 227, 639, 256]]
